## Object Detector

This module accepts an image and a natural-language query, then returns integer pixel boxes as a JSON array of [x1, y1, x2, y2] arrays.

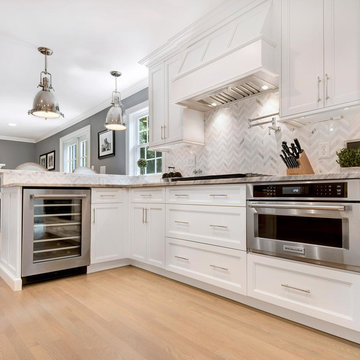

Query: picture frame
[[39, 154, 47, 168], [98, 129, 115, 159], [46, 151, 55, 171]]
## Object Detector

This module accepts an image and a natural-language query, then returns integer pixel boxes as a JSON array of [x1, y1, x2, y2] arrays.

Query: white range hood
[[172, 0, 279, 111]]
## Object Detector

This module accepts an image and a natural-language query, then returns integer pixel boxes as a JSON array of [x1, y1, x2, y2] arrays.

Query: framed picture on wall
[[46, 151, 55, 171], [98, 129, 115, 159], [39, 154, 47, 168]]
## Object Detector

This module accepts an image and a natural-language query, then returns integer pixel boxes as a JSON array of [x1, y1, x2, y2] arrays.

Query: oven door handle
[[30, 194, 88, 199], [248, 203, 346, 211]]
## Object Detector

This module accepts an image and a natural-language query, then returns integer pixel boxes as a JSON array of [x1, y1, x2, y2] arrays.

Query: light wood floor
[[1, 267, 360, 360]]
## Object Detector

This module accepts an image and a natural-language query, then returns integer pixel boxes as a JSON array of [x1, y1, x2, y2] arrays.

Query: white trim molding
[[0, 135, 36, 143]]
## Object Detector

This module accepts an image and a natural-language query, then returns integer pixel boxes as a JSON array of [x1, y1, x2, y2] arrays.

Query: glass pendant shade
[[104, 71, 126, 131], [28, 47, 64, 119]]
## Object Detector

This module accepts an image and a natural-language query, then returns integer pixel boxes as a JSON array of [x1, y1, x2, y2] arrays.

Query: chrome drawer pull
[[174, 194, 189, 197], [210, 264, 229, 271], [281, 284, 311, 294], [175, 256, 189, 261], [209, 194, 228, 197], [175, 220, 189, 224], [317, 75, 322, 103], [100, 194, 115, 197], [209, 224, 228, 229], [140, 194, 152, 197]]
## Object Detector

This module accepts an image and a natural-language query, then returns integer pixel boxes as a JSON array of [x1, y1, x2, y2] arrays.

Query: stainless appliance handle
[[249, 203, 346, 211], [30, 194, 87, 199]]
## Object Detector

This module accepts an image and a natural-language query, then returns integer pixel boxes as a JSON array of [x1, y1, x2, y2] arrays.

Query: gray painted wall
[[35, 88, 148, 174], [0, 140, 36, 169]]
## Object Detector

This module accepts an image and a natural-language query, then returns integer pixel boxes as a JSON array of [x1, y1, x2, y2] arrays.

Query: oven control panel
[[253, 182, 347, 198]]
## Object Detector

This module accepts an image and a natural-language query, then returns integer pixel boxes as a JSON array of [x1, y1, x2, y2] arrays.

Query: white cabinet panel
[[281, 0, 324, 116], [130, 203, 165, 267], [130, 187, 165, 203], [166, 184, 246, 206], [130, 205, 147, 262], [92, 188, 127, 204], [166, 237, 247, 294], [166, 204, 246, 250], [149, 63, 165, 146], [248, 254, 360, 331], [91, 203, 127, 264], [147, 205, 165, 267], [324, 0, 360, 107]]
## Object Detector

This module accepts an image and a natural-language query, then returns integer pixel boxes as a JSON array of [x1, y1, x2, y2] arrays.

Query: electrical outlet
[[319, 142, 330, 159]]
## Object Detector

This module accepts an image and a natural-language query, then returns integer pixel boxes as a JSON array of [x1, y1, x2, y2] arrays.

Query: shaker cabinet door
[[281, 0, 324, 116], [130, 205, 148, 262], [147, 205, 165, 267], [324, 0, 360, 107], [149, 63, 165, 147]]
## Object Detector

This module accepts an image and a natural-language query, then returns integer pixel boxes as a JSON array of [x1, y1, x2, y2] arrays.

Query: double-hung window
[[127, 104, 162, 175], [60, 125, 91, 173]]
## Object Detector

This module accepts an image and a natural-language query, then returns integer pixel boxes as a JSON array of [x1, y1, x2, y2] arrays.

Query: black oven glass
[[258, 215, 343, 248]]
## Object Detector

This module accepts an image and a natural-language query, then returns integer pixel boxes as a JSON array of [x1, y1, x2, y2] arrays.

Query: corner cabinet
[[148, 55, 204, 150], [281, 0, 360, 117]]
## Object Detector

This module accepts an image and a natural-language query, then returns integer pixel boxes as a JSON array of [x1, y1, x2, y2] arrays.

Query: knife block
[[286, 152, 314, 175]]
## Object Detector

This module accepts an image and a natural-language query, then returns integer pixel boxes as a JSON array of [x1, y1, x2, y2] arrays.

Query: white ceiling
[[0, 0, 225, 142]]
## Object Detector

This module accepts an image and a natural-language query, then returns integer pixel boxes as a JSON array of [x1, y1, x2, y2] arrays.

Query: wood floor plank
[[0, 266, 360, 360]]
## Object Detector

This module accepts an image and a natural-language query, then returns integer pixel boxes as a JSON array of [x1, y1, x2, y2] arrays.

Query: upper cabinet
[[148, 56, 204, 150], [281, 0, 360, 118]]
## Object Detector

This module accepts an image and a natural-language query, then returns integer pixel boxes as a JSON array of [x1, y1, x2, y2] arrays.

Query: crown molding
[[0, 135, 36, 143], [34, 77, 148, 143], [139, 0, 267, 67]]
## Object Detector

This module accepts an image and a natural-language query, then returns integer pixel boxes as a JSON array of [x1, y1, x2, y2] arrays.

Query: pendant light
[[28, 47, 64, 119], [105, 71, 126, 131]]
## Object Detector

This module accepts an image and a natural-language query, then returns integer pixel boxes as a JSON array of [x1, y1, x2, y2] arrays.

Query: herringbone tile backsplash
[[166, 92, 360, 177]]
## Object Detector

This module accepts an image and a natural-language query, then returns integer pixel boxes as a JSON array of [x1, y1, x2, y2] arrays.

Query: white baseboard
[[87, 259, 131, 274], [0, 263, 22, 291]]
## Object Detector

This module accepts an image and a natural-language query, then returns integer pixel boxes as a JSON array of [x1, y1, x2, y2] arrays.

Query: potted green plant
[[336, 148, 360, 171], [137, 158, 147, 175]]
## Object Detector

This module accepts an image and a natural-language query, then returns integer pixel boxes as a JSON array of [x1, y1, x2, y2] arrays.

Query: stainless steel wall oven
[[247, 180, 360, 272], [22, 188, 91, 277]]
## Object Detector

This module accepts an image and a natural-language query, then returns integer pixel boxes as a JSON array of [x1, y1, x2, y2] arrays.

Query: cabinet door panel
[[165, 56, 184, 143], [130, 205, 147, 261], [281, 0, 324, 116], [149, 64, 165, 146], [91, 204, 124, 264], [147, 205, 165, 267], [324, 0, 360, 107]]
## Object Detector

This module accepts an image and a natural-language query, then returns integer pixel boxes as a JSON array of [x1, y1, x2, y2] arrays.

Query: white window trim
[[126, 100, 165, 176], [59, 125, 91, 172]]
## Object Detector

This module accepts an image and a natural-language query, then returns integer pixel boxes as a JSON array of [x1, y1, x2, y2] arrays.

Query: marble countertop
[[1, 169, 360, 189]]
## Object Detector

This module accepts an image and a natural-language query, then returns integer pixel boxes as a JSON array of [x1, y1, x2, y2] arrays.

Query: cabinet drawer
[[130, 187, 165, 203], [166, 185, 246, 206], [166, 238, 246, 294], [248, 254, 360, 331], [166, 204, 246, 250], [92, 188, 127, 204]]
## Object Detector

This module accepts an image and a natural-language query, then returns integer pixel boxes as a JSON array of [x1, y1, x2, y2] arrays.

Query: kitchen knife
[[294, 138, 303, 154], [282, 142, 292, 157], [291, 143, 299, 159], [281, 150, 293, 168], [280, 154, 289, 168]]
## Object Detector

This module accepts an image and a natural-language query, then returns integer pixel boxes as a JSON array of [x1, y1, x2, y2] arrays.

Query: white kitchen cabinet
[[149, 63, 165, 147], [281, 0, 360, 117], [91, 203, 128, 264], [247, 253, 360, 331], [91, 188, 128, 265], [281, 0, 324, 116], [130, 203, 165, 267], [148, 55, 204, 150], [324, 0, 360, 107], [166, 237, 247, 294], [166, 204, 246, 250]]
